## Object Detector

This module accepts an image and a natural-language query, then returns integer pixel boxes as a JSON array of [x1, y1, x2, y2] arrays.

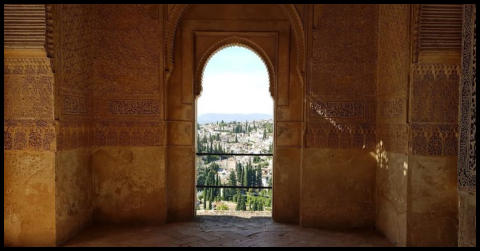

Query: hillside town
[[196, 119, 273, 212]]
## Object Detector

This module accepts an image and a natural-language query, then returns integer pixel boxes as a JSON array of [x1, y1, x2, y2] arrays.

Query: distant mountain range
[[198, 113, 272, 124]]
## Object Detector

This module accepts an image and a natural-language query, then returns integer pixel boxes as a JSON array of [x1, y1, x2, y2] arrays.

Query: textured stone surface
[[375, 152, 408, 246], [91, 146, 167, 224], [301, 148, 376, 229], [4, 151, 56, 246], [63, 215, 392, 247], [273, 147, 300, 224], [458, 190, 476, 246], [167, 147, 195, 222], [407, 155, 458, 246], [55, 149, 94, 244]]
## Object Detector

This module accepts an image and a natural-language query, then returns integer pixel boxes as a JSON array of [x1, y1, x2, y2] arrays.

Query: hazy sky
[[197, 46, 273, 116]]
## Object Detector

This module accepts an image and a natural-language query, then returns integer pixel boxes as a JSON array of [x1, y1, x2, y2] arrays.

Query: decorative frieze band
[[4, 58, 52, 75], [108, 99, 161, 115], [411, 64, 460, 123], [410, 124, 458, 156], [4, 120, 56, 151], [306, 122, 376, 150], [56, 121, 166, 150], [376, 124, 408, 154], [308, 95, 375, 123]]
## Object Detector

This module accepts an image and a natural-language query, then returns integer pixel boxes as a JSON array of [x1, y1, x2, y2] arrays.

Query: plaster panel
[[375, 152, 408, 246], [91, 146, 167, 224], [301, 148, 375, 229], [407, 155, 458, 246], [4, 150, 56, 246], [167, 147, 195, 222], [376, 5, 410, 97], [273, 147, 300, 224], [167, 121, 193, 146], [276, 122, 301, 147], [458, 190, 476, 247], [55, 148, 93, 245], [309, 4, 377, 98]]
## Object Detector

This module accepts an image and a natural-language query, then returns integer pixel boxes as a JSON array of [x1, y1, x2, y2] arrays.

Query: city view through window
[[196, 46, 273, 216]]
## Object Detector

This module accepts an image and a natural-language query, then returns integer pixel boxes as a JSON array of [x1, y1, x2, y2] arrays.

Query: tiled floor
[[64, 213, 392, 247]]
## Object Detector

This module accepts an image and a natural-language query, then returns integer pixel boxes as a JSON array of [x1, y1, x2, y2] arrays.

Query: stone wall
[[302, 4, 378, 229]]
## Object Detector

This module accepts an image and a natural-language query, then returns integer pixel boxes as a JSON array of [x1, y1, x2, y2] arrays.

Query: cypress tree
[[256, 166, 262, 187], [203, 190, 206, 209]]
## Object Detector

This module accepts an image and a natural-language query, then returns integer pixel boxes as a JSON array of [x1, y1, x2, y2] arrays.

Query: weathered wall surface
[[91, 146, 166, 224], [4, 150, 56, 246], [302, 148, 376, 229], [302, 4, 378, 229], [89, 5, 167, 224], [375, 4, 410, 246], [55, 149, 93, 244], [4, 49, 57, 245], [407, 155, 458, 246]]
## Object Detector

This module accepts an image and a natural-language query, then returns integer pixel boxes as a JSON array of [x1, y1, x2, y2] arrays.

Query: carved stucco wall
[[375, 4, 410, 246], [4, 4, 476, 247], [303, 4, 378, 229], [4, 4, 57, 246], [52, 5, 96, 245], [405, 4, 463, 247], [88, 4, 167, 225], [457, 4, 476, 247]]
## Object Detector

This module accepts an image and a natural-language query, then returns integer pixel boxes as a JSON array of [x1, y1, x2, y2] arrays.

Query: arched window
[[195, 45, 274, 216]]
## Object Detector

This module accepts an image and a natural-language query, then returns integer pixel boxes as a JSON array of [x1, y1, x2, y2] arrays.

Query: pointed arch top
[[165, 4, 305, 78]]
